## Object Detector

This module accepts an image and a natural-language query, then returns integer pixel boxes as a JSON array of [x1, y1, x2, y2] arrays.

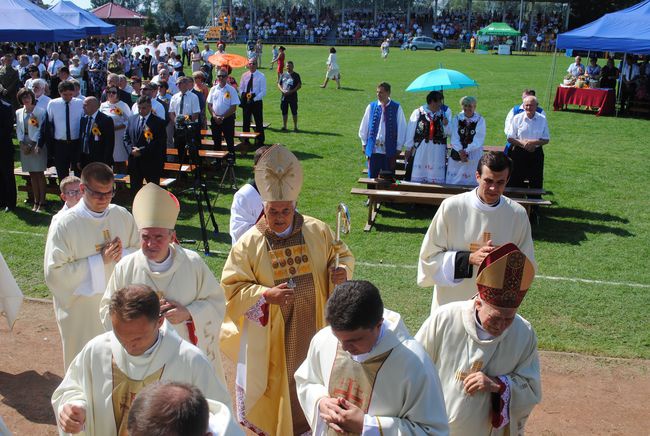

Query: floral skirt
[[411, 141, 446, 183]]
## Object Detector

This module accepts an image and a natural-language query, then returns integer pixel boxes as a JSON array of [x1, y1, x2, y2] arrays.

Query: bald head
[[83, 97, 99, 116]]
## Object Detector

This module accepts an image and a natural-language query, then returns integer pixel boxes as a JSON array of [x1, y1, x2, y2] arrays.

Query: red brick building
[[91, 2, 145, 39]]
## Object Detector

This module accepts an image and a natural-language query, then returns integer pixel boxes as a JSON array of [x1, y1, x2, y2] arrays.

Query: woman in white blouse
[[16, 88, 47, 211], [447, 96, 486, 185], [320, 47, 340, 89], [99, 85, 132, 173]]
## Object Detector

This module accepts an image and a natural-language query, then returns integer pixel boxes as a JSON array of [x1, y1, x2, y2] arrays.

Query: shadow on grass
[[175, 222, 232, 257], [365, 203, 436, 234], [292, 129, 342, 137], [534, 207, 633, 244], [7, 204, 55, 227], [0, 370, 60, 424], [338, 87, 363, 92]]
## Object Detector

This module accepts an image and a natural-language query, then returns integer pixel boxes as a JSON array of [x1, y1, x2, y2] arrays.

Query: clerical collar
[[472, 188, 501, 209], [350, 322, 387, 363], [474, 310, 495, 340], [274, 222, 294, 238], [147, 246, 174, 273], [80, 198, 109, 219]]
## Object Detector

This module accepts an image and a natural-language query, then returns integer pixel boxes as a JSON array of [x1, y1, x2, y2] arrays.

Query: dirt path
[[1, 300, 647, 435]]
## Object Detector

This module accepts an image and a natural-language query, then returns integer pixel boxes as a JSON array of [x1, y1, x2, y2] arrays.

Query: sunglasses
[[217, 74, 227, 78], [106, 91, 117, 94]]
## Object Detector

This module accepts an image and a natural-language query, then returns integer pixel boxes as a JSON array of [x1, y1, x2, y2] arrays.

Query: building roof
[[91, 2, 145, 20]]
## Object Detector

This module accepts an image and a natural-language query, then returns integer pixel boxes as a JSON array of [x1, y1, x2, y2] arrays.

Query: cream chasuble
[[418, 190, 535, 314], [295, 310, 449, 436], [52, 326, 231, 436], [220, 214, 354, 436], [99, 245, 227, 385], [415, 300, 541, 435], [44, 201, 139, 370]]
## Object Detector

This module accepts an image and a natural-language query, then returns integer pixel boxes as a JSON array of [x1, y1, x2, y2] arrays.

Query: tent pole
[[616, 53, 626, 117], [545, 45, 558, 112]]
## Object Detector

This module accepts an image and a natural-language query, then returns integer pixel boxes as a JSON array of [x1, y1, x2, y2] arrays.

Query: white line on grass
[[355, 261, 650, 289], [2, 230, 45, 237]]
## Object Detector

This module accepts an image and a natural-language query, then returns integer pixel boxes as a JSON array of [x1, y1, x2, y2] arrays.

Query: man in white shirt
[[46, 52, 64, 77], [201, 43, 215, 83], [47, 81, 85, 180], [132, 82, 165, 121], [229, 146, 267, 244], [358, 82, 407, 178], [506, 95, 550, 196], [239, 57, 266, 146], [169, 76, 201, 156], [567, 55, 585, 77], [208, 67, 240, 159], [151, 66, 178, 94]]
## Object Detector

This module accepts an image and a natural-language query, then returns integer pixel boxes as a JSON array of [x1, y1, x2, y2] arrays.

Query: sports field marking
[[356, 261, 650, 289], [2, 230, 46, 237]]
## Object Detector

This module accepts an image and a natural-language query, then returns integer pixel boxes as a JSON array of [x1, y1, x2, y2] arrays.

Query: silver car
[[408, 37, 444, 51]]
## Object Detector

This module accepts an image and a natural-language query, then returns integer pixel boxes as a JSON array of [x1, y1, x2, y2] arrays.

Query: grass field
[[2, 45, 649, 359]]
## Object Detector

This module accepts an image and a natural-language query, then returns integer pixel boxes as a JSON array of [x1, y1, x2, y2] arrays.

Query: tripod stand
[[177, 122, 219, 255], [218, 153, 237, 191]]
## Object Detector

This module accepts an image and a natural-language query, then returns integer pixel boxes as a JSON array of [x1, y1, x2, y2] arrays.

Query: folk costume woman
[[405, 90, 451, 183], [447, 96, 486, 185]]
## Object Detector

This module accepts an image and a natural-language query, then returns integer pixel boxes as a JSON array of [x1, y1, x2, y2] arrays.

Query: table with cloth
[[553, 86, 615, 116]]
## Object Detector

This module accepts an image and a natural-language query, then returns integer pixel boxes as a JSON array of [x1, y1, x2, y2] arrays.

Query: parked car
[[408, 37, 444, 51]]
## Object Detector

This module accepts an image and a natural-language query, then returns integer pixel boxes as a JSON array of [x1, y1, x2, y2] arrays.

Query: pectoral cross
[[95, 229, 111, 252], [469, 232, 492, 253], [333, 378, 364, 406], [455, 360, 484, 381]]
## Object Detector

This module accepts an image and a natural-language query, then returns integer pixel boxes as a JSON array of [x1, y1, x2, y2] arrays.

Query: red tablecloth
[[553, 86, 615, 116]]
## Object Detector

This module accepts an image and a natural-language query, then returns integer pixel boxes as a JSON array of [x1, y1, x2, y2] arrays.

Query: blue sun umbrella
[[406, 68, 478, 92]]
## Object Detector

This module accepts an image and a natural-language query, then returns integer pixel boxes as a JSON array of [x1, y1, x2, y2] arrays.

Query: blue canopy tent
[[548, 0, 650, 115], [557, 0, 650, 54], [0, 0, 85, 42], [49, 1, 115, 37]]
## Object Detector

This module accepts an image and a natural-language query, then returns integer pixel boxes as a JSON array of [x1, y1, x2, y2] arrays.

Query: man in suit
[[124, 96, 167, 197], [79, 97, 115, 170]]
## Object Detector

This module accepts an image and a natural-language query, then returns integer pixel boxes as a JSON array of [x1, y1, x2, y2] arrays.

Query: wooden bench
[[234, 121, 271, 129], [200, 130, 261, 141], [163, 162, 196, 173], [350, 186, 551, 231], [14, 167, 175, 198], [358, 178, 546, 198], [166, 148, 229, 159]]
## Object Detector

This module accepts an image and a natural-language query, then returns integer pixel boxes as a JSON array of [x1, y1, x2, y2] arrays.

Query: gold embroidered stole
[[257, 214, 315, 435], [327, 344, 393, 436], [111, 358, 164, 436]]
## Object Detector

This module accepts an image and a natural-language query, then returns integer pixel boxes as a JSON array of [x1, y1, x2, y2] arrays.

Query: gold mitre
[[254, 144, 303, 202], [476, 243, 535, 308], [132, 183, 180, 229]]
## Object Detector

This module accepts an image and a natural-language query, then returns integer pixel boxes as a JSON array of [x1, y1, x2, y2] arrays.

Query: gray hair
[[460, 96, 477, 106], [523, 95, 538, 106], [31, 78, 47, 89]]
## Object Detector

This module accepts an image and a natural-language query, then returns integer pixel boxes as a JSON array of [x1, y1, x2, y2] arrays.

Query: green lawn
[[2, 46, 649, 359]]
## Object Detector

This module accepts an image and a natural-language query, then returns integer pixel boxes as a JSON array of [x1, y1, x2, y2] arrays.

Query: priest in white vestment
[[127, 381, 243, 436], [52, 285, 231, 436], [44, 163, 140, 370], [416, 243, 541, 435], [100, 183, 227, 384], [418, 152, 535, 314], [295, 280, 449, 435]]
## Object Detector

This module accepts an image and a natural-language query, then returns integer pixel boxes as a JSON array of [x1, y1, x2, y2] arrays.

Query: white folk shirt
[[46, 97, 84, 140], [169, 90, 200, 117], [207, 83, 240, 116], [132, 99, 165, 121], [507, 111, 550, 147], [358, 99, 408, 154], [238, 70, 266, 101]]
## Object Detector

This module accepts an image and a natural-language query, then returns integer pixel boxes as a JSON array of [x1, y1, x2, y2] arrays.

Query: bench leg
[[364, 197, 378, 232]]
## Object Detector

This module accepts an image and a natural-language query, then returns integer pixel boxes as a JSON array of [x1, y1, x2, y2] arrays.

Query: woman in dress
[[88, 52, 106, 97], [107, 52, 123, 75], [69, 56, 86, 96], [404, 91, 451, 183], [131, 52, 143, 78], [276, 46, 286, 80], [16, 88, 47, 211], [141, 48, 152, 80], [100, 86, 132, 174], [191, 46, 202, 73], [320, 47, 340, 89], [446, 96, 486, 185]]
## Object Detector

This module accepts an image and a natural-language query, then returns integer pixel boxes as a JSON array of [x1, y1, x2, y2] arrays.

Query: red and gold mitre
[[476, 243, 535, 308]]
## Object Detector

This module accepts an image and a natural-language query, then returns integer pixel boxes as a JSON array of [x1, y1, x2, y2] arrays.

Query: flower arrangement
[[29, 116, 39, 128], [144, 127, 153, 142], [91, 124, 101, 136]]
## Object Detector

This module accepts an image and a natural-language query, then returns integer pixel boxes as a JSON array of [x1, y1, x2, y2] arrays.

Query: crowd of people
[[336, 12, 426, 45], [233, 6, 335, 44]]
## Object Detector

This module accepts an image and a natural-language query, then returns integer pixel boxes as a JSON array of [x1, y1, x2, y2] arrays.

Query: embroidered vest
[[413, 105, 448, 145], [365, 100, 400, 158]]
